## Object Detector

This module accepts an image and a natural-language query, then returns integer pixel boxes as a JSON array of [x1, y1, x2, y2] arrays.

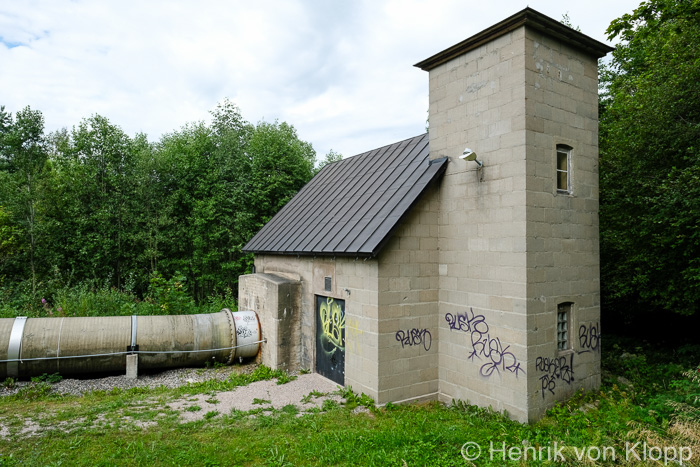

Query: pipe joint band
[[129, 315, 138, 352], [7, 317, 28, 378]]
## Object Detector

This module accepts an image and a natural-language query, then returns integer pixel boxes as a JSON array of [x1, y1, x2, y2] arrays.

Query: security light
[[460, 148, 483, 167]]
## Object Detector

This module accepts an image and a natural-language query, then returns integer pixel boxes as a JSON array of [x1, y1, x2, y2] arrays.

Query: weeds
[[338, 386, 375, 411], [2, 377, 16, 389], [31, 373, 63, 384], [301, 390, 326, 404], [204, 410, 218, 420]]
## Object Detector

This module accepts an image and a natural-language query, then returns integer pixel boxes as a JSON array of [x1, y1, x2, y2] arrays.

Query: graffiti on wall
[[578, 322, 601, 354], [395, 328, 432, 351], [445, 308, 525, 378], [535, 322, 599, 398], [536, 353, 575, 399], [345, 317, 364, 356], [316, 296, 345, 385]]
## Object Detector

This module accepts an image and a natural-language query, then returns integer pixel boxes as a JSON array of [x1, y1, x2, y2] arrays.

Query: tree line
[[599, 0, 700, 326], [0, 99, 329, 307]]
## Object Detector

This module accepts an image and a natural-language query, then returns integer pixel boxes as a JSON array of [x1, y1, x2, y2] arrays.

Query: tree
[[0, 99, 318, 305], [600, 0, 700, 318], [247, 120, 316, 230], [315, 149, 343, 174], [49, 115, 137, 289], [0, 205, 20, 268], [0, 106, 50, 295]]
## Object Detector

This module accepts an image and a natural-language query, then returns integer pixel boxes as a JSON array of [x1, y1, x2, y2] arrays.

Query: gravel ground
[[1, 364, 353, 433], [1, 364, 257, 397]]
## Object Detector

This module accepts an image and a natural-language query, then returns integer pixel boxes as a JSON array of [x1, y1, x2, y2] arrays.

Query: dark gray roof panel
[[243, 133, 447, 257]]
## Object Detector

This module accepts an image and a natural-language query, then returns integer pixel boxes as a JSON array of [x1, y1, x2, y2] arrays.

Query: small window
[[557, 302, 572, 351], [556, 145, 572, 193], [324, 276, 332, 292]]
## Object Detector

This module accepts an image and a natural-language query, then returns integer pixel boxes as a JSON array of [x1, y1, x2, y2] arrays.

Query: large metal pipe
[[0, 309, 261, 379]]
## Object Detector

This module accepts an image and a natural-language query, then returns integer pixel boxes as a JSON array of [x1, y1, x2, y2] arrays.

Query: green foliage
[[301, 390, 326, 404], [30, 373, 63, 384], [0, 205, 20, 264], [0, 100, 316, 311], [2, 377, 16, 389], [666, 367, 700, 422], [338, 386, 376, 411], [600, 0, 700, 317], [246, 120, 316, 230], [146, 272, 195, 315], [314, 149, 343, 174], [10, 381, 54, 401], [204, 410, 219, 420], [0, 105, 50, 297]]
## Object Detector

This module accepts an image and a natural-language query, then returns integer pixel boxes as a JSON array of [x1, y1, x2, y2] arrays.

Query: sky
[[0, 0, 641, 161]]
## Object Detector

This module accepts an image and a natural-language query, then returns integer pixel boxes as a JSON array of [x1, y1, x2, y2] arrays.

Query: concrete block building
[[239, 8, 613, 422]]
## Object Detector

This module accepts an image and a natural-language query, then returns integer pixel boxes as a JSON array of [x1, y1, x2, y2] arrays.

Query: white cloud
[[0, 0, 640, 160]]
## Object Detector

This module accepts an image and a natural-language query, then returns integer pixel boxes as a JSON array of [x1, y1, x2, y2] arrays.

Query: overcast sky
[[0, 0, 641, 161]]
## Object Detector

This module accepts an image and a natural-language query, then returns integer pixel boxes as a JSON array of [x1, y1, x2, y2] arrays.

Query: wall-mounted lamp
[[460, 148, 482, 167], [460, 148, 484, 181]]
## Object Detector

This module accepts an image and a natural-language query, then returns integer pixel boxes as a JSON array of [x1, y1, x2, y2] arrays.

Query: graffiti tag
[[536, 353, 575, 399], [319, 297, 345, 350], [445, 308, 488, 334], [345, 317, 364, 356], [236, 326, 253, 339], [395, 328, 432, 351], [316, 296, 345, 385], [445, 308, 525, 378], [578, 322, 601, 354]]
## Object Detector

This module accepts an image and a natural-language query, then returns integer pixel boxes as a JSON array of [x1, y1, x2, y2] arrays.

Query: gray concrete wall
[[523, 28, 602, 421], [251, 255, 380, 398], [238, 273, 302, 371], [428, 27, 530, 421], [426, 24, 602, 422], [375, 184, 441, 404]]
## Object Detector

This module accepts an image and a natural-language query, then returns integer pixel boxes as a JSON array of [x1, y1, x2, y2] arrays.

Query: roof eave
[[414, 7, 615, 71]]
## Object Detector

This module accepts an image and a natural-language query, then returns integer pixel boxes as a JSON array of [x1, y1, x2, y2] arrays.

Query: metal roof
[[243, 133, 447, 258]]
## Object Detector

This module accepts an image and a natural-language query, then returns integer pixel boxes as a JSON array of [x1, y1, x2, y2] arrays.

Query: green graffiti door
[[315, 296, 345, 385]]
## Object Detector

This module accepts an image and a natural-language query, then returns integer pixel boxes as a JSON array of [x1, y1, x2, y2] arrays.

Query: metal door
[[315, 296, 345, 385]]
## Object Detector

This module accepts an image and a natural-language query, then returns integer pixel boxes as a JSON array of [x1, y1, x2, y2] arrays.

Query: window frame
[[556, 302, 573, 352], [556, 144, 573, 194]]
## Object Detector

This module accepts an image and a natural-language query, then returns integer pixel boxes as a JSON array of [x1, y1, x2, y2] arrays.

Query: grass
[[0, 338, 698, 466]]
